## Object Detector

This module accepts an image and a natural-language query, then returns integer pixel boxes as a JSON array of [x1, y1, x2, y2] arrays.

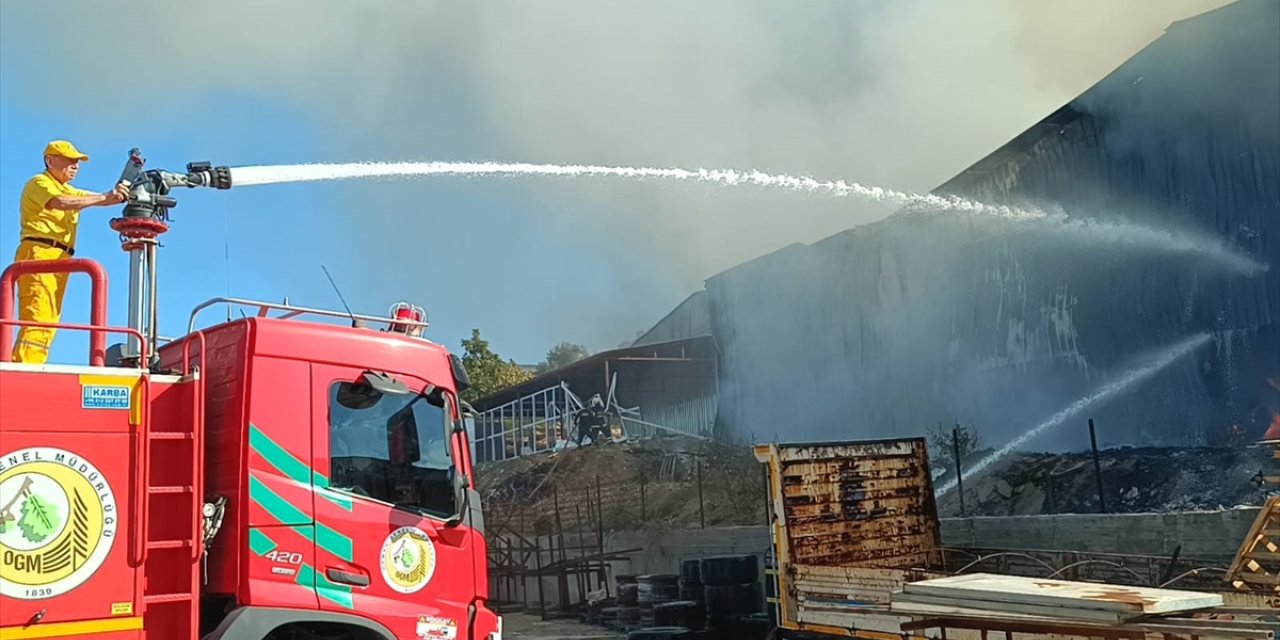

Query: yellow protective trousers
[[11, 240, 70, 364]]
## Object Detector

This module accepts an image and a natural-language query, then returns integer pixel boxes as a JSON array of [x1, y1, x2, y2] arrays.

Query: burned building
[[467, 336, 718, 462], [645, 0, 1279, 450]]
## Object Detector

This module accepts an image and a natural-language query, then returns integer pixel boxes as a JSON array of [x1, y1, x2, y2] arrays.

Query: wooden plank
[[899, 615, 1148, 640], [902, 573, 1224, 615], [781, 475, 927, 499], [796, 605, 918, 634], [891, 599, 1076, 622], [781, 457, 921, 477], [778, 440, 922, 463], [891, 591, 1128, 624], [787, 514, 936, 539]]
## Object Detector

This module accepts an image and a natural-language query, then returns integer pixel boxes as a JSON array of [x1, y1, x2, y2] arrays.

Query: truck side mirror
[[449, 354, 471, 393], [456, 399, 477, 434]]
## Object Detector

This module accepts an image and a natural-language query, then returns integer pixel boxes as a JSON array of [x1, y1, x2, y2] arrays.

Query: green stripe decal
[[249, 423, 352, 511], [314, 566, 356, 609], [249, 528, 277, 556], [249, 474, 354, 562], [248, 528, 353, 610]]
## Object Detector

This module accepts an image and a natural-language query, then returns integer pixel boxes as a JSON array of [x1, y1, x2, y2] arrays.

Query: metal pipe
[[0, 258, 109, 365], [147, 242, 160, 360], [126, 248, 146, 358], [188, 296, 428, 333], [697, 458, 706, 528], [952, 426, 966, 518], [1089, 418, 1107, 513]]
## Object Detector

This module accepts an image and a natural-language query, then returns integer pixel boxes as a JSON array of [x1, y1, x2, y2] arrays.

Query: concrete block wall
[[595, 508, 1257, 577], [941, 508, 1256, 561], [494, 508, 1259, 610], [605, 525, 771, 575]]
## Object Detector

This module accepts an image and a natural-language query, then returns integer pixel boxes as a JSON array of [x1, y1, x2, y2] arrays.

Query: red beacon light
[[388, 301, 428, 337]]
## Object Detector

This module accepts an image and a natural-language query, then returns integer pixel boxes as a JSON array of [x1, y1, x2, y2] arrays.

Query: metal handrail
[[0, 319, 146, 370], [184, 331, 207, 563], [1, 258, 109, 364], [187, 296, 429, 334]]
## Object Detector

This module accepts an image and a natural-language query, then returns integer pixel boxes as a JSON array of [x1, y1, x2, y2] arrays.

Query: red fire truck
[[0, 152, 501, 640]]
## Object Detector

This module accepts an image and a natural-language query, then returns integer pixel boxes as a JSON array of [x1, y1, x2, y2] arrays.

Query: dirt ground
[[476, 435, 1271, 531], [502, 612, 623, 639], [476, 436, 767, 534]]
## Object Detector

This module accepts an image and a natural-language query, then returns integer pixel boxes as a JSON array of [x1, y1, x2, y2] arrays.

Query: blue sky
[[0, 1, 1216, 368], [0, 35, 678, 366]]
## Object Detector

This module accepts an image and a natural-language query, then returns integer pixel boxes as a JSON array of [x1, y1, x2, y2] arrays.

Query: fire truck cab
[[0, 258, 500, 640]]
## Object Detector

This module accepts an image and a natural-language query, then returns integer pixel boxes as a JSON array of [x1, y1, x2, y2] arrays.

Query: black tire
[[653, 600, 704, 629], [647, 574, 680, 592], [681, 558, 702, 584], [699, 555, 758, 587], [705, 583, 763, 615], [628, 627, 693, 640], [734, 613, 774, 640], [678, 585, 704, 602]]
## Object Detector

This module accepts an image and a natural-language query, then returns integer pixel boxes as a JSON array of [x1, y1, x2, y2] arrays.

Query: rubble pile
[[476, 436, 1273, 534], [933, 445, 1274, 517]]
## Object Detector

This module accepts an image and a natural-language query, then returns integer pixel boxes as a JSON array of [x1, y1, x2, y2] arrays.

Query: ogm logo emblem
[[0, 447, 118, 600], [379, 526, 436, 594]]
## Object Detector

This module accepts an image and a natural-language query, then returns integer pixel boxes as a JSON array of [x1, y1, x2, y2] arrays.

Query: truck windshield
[[327, 381, 456, 518]]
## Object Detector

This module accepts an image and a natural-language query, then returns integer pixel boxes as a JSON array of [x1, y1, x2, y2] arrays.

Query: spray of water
[[228, 160, 1048, 220], [933, 331, 1213, 498], [1053, 218, 1268, 274], [907, 206, 1268, 275], [229, 160, 1266, 274]]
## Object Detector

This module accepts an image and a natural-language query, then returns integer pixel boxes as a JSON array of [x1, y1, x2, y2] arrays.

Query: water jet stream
[[228, 160, 1047, 220], [934, 332, 1213, 498], [228, 160, 1266, 274]]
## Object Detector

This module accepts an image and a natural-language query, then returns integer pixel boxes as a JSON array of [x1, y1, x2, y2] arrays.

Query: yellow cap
[[43, 140, 89, 161]]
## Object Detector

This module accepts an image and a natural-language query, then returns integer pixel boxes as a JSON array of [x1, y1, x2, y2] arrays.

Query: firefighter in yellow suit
[[12, 140, 129, 363]]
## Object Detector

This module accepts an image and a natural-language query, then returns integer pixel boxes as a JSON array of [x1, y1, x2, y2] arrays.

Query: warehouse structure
[[472, 0, 1279, 458], [650, 0, 1279, 450]]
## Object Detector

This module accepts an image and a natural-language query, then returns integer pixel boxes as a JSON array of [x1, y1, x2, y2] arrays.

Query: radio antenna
[[321, 265, 357, 325]]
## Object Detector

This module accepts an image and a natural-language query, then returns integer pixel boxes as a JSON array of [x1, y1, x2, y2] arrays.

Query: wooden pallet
[[1230, 437, 1280, 594]]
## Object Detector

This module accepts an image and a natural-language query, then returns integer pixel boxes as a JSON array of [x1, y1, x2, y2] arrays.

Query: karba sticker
[[416, 615, 458, 639], [81, 385, 130, 410], [379, 526, 437, 594], [0, 447, 118, 600]]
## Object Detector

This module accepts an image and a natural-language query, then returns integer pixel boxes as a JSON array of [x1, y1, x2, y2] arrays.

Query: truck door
[[310, 364, 475, 637]]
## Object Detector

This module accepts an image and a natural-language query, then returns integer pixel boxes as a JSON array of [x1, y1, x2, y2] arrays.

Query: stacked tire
[[653, 600, 704, 631], [731, 613, 773, 640], [699, 554, 764, 639], [678, 558, 704, 603], [617, 575, 640, 630], [583, 596, 615, 626], [626, 628, 699, 640], [637, 574, 681, 627], [600, 606, 620, 630]]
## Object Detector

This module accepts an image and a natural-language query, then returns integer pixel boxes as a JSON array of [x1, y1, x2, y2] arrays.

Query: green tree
[[928, 420, 981, 462], [536, 342, 592, 374], [459, 329, 534, 403]]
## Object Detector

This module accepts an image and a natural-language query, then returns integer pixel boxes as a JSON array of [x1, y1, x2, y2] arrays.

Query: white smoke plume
[[0, 0, 1234, 353]]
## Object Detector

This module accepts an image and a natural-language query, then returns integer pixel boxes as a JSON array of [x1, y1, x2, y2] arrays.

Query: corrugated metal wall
[[632, 291, 713, 347], [707, 0, 1280, 449]]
